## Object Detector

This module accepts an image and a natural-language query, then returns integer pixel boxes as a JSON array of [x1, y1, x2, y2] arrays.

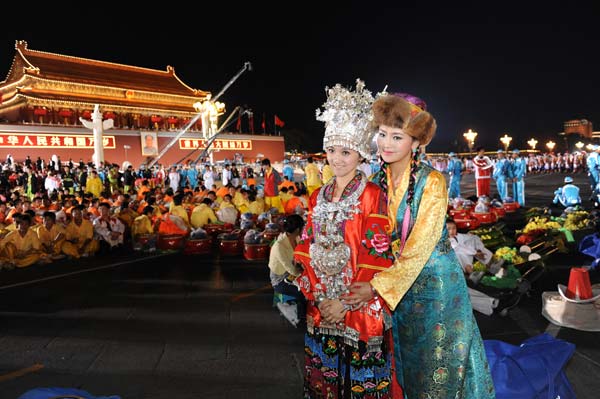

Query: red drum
[[503, 202, 520, 213], [204, 224, 225, 238], [137, 233, 155, 246], [472, 212, 497, 224], [454, 218, 481, 230], [263, 231, 280, 242], [491, 207, 506, 218], [134, 233, 157, 252], [243, 243, 270, 260], [184, 238, 213, 255], [257, 220, 268, 230], [222, 223, 235, 234], [157, 234, 185, 250], [449, 209, 470, 219], [219, 239, 243, 256]]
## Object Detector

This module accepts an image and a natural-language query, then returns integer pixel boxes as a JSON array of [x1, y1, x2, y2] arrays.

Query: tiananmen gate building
[[0, 40, 284, 166]]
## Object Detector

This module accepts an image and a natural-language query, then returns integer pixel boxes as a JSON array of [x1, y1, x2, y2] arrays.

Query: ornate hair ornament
[[393, 92, 427, 115], [316, 78, 374, 159]]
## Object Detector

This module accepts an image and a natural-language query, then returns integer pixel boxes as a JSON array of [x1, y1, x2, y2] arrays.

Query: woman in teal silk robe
[[345, 94, 495, 399]]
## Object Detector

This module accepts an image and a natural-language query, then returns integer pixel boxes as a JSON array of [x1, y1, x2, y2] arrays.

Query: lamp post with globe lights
[[463, 129, 478, 155], [500, 134, 512, 151], [546, 140, 556, 153], [527, 138, 538, 151], [575, 141, 584, 151]]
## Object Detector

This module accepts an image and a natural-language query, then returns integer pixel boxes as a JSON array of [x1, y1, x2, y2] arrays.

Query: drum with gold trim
[[503, 202, 520, 213], [263, 231, 280, 242], [491, 206, 506, 218], [184, 237, 213, 255], [472, 212, 497, 224], [243, 243, 270, 260], [449, 209, 470, 219], [157, 234, 185, 251], [204, 224, 225, 237], [219, 239, 243, 256], [454, 218, 481, 230]]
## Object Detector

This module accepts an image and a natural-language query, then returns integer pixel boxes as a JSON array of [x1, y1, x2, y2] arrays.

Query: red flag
[[248, 111, 254, 134], [261, 113, 266, 132], [235, 113, 242, 132], [274, 115, 285, 127]]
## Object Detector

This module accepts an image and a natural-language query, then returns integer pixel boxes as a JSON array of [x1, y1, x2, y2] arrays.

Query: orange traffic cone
[[566, 267, 593, 300]]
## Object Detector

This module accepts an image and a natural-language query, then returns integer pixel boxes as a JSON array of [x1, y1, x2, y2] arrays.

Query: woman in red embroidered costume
[[293, 80, 400, 399]]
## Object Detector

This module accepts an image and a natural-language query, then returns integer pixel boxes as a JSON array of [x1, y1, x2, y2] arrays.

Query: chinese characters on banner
[[0, 133, 116, 148], [179, 138, 252, 150]]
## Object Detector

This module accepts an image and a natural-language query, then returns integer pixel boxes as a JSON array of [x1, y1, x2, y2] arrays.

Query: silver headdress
[[316, 78, 374, 159]]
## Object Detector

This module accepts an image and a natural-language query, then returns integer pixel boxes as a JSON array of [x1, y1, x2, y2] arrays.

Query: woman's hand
[[318, 299, 347, 324], [342, 282, 375, 307]]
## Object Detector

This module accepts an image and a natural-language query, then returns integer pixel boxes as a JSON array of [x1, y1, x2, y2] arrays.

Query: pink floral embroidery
[[370, 233, 390, 253]]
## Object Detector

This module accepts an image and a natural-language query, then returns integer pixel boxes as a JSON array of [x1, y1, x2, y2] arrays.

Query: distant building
[[563, 119, 593, 138]]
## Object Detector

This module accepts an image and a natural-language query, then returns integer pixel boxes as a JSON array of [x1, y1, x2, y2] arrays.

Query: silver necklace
[[309, 172, 366, 300]]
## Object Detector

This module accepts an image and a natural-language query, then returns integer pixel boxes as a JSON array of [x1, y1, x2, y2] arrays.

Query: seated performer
[[64, 205, 99, 258], [447, 219, 496, 274], [37, 211, 67, 260], [131, 205, 159, 251], [190, 198, 220, 229], [553, 176, 581, 207], [93, 202, 126, 253], [268, 214, 306, 327], [0, 213, 48, 268]]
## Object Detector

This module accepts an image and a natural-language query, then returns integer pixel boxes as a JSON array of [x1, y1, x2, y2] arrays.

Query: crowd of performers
[[427, 147, 597, 208], [0, 154, 320, 270]]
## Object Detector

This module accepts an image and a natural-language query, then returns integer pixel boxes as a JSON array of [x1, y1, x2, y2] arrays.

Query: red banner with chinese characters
[[0, 133, 116, 148], [179, 138, 252, 150]]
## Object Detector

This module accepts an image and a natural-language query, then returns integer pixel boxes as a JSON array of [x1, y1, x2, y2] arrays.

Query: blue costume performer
[[586, 146, 599, 192], [187, 166, 198, 189], [447, 152, 463, 199], [493, 149, 511, 201], [510, 149, 526, 206], [282, 160, 295, 182], [553, 176, 581, 207]]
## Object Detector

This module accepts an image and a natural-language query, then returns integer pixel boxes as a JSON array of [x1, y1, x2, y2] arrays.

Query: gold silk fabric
[[370, 167, 448, 310]]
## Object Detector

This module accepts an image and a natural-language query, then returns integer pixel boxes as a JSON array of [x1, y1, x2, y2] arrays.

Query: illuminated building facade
[[0, 40, 284, 166]]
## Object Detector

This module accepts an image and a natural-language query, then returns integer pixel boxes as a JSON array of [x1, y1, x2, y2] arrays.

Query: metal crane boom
[[147, 61, 252, 168], [194, 106, 241, 164]]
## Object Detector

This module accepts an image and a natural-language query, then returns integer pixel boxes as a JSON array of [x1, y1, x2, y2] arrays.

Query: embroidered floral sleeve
[[293, 191, 319, 301], [356, 186, 394, 283]]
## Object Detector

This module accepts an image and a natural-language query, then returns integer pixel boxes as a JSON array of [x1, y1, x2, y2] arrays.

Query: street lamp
[[586, 143, 595, 151], [123, 144, 131, 162], [500, 134, 512, 151], [546, 140, 556, 153], [463, 128, 478, 155], [527, 138, 538, 150], [575, 141, 584, 151]]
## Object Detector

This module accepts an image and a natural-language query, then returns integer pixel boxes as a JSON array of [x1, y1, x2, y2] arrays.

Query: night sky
[[2, 2, 599, 154]]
